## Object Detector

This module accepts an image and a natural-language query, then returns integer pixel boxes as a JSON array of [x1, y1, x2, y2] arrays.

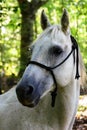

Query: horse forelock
[[38, 25, 64, 42]]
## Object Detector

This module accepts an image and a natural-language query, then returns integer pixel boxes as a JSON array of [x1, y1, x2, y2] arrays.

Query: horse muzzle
[[16, 81, 40, 108]]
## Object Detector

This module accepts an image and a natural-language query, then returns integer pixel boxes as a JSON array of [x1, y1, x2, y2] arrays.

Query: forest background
[[0, 0, 87, 91]]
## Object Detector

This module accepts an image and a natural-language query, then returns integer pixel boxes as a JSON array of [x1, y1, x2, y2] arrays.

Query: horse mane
[[38, 25, 61, 41]]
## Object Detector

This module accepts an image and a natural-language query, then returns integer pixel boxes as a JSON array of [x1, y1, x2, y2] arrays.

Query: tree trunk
[[17, 0, 48, 77], [19, 13, 35, 76]]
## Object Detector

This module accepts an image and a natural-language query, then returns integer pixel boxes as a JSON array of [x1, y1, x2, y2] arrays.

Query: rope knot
[[51, 91, 57, 107]]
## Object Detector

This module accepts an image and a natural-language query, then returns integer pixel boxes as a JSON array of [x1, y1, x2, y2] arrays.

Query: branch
[[17, 0, 48, 15], [17, 0, 30, 14], [32, 0, 48, 4], [31, 0, 48, 9], [17, 0, 28, 4]]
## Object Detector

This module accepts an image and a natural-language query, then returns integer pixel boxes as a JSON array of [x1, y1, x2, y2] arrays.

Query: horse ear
[[61, 9, 69, 33], [41, 10, 51, 30]]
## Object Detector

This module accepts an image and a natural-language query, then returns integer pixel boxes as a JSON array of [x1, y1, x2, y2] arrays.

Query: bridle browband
[[28, 35, 80, 107]]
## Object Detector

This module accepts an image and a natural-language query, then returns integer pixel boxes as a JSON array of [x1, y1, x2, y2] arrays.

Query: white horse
[[0, 9, 86, 130]]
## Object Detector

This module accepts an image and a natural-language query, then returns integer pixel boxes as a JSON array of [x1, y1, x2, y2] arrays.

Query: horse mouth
[[19, 96, 40, 108]]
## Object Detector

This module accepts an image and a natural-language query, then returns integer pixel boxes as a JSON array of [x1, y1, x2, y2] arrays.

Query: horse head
[[16, 9, 75, 107]]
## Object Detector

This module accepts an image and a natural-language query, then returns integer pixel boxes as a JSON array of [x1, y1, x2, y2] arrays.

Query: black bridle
[[28, 35, 80, 107]]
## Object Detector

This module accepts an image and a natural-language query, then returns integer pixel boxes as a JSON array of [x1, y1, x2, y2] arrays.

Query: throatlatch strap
[[28, 35, 80, 107]]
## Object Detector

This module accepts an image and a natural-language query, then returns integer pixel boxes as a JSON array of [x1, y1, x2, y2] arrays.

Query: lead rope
[[70, 35, 80, 79], [49, 70, 57, 107], [28, 35, 80, 107]]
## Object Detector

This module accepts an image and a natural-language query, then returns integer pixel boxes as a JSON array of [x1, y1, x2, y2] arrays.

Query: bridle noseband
[[28, 35, 80, 107]]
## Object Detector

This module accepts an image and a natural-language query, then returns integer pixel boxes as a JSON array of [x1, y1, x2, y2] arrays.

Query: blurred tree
[[17, 0, 48, 77], [0, 0, 87, 92]]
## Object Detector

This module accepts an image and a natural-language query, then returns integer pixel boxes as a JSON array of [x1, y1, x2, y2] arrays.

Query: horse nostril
[[26, 86, 34, 95]]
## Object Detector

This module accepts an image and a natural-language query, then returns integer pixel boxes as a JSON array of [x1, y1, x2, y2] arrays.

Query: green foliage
[[0, 0, 87, 77], [0, 0, 21, 75], [78, 105, 87, 112]]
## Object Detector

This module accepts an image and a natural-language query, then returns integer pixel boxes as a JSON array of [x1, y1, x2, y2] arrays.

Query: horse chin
[[20, 96, 40, 108]]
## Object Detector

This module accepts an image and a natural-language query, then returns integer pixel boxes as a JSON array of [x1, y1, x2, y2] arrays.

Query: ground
[[73, 96, 87, 130]]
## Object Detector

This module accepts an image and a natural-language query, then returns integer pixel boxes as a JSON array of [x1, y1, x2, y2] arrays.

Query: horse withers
[[0, 9, 86, 130]]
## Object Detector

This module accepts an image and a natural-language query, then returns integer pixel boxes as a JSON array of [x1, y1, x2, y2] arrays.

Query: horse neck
[[0, 82, 80, 130], [37, 78, 80, 130], [42, 77, 80, 108]]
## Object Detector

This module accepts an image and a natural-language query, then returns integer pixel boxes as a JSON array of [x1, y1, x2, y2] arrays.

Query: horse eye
[[49, 46, 63, 56]]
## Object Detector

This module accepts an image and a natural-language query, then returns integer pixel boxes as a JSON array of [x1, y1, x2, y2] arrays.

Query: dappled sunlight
[[1, 0, 87, 77]]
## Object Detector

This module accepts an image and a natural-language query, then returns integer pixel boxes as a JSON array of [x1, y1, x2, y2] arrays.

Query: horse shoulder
[[0, 87, 29, 130]]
